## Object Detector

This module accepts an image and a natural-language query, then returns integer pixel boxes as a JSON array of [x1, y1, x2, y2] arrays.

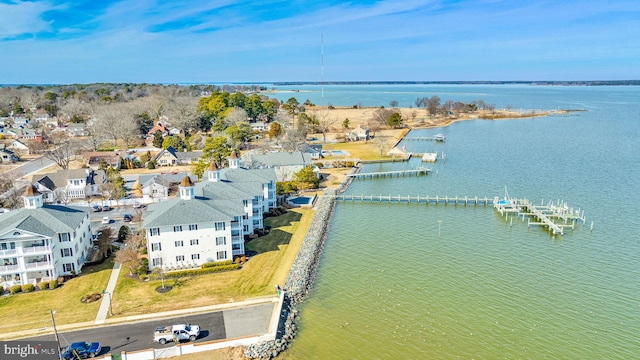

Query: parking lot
[[89, 203, 144, 236]]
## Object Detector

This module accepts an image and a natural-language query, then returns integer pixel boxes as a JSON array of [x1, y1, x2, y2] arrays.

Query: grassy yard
[[0, 208, 313, 336], [0, 257, 114, 335], [110, 208, 313, 317]]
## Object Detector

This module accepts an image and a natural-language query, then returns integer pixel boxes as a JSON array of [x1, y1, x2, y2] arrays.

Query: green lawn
[[105, 208, 313, 317], [0, 258, 113, 336]]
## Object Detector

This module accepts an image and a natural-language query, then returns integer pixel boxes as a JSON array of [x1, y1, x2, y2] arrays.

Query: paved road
[[23, 303, 275, 356]]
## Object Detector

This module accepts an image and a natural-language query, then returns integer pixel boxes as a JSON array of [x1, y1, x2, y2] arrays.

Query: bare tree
[[224, 107, 249, 127], [315, 110, 335, 144], [280, 128, 306, 152], [97, 227, 113, 259], [43, 133, 76, 170], [116, 103, 140, 149], [115, 246, 140, 275], [371, 136, 388, 158], [427, 96, 441, 117], [54, 188, 72, 205], [60, 98, 92, 124], [371, 108, 394, 128], [390, 100, 399, 108], [164, 96, 198, 134]]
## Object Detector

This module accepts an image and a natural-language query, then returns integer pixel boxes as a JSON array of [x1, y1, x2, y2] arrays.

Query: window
[[243, 225, 249, 232], [189, 224, 198, 231], [175, 240, 184, 247], [152, 258, 163, 267], [217, 251, 227, 260], [59, 233, 70, 242], [61, 248, 73, 257], [215, 222, 225, 231], [191, 254, 200, 260], [243, 200, 249, 207], [63, 263, 75, 272], [176, 255, 185, 262], [174, 226, 183, 232], [150, 228, 160, 236], [190, 239, 199, 246], [216, 237, 226, 246], [232, 244, 241, 250], [151, 243, 162, 251]]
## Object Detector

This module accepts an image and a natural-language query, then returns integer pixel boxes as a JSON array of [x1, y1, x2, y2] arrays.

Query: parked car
[[123, 214, 132, 222], [91, 205, 101, 212], [61, 341, 101, 359], [101, 216, 110, 224], [101, 205, 112, 211], [133, 201, 142, 209]]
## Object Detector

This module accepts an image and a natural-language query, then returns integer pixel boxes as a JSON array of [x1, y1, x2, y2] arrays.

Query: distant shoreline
[[270, 80, 640, 86]]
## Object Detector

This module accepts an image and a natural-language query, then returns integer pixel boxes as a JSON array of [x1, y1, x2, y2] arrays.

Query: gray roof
[[219, 167, 276, 183], [142, 198, 239, 228], [0, 205, 88, 237], [32, 169, 106, 188], [249, 151, 313, 167]]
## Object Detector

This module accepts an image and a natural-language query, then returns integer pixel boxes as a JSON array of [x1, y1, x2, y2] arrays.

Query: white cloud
[[0, 1, 52, 38]]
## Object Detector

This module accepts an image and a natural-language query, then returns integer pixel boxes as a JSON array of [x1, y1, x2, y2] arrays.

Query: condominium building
[[0, 186, 93, 289]]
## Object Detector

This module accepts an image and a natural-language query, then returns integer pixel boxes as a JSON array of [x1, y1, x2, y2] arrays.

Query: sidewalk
[[95, 262, 121, 324]]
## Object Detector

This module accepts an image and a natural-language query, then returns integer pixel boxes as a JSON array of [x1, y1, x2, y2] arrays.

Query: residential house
[[7, 139, 30, 155], [145, 117, 170, 144], [0, 147, 18, 163], [83, 152, 121, 170], [31, 169, 107, 203], [154, 146, 201, 166], [245, 150, 319, 182], [346, 125, 370, 141], [250, 122, 269, 132], [142, 153, 277, 270], [299, 143, 323, 160], [2, 128, 44, 142], [0, 186, 93, 288]]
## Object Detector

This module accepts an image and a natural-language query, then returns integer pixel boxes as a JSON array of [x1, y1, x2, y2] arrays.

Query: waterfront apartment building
[[143, 153, 277, 270], [0, 186, 93, 289]]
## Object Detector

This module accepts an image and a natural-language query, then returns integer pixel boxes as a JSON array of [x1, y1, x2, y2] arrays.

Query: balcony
[[22, 245, 51, 255], [0, 249, 18, 257], [0, 263, 20, 274], [232, 235, 242, 243], [25, 261, 53, 270]]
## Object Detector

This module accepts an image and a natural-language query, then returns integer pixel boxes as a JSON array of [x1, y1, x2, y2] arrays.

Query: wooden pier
[[346, 167, 432, 179], [335, 194, 493, 205], [403, 134, 446, 142], [333, 192, 588, 237]]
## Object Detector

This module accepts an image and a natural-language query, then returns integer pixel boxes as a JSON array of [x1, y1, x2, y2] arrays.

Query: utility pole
[[50, 309, 62, 360]]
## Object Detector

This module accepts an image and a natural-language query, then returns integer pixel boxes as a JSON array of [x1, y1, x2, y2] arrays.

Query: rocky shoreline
[[243, 169, 356, 359]]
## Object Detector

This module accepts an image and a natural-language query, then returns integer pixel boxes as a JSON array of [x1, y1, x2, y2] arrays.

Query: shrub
[[9, 285, 22, 294], [22, 284, 35, 293], [139, 273, 146, 281], [165, 264, 239, 278], [39, 282, 49, 290], [201, 259, 234, 268], [314, 162, 324, 168], [0, 285, 3, 294], [49, 279, 58, 289]]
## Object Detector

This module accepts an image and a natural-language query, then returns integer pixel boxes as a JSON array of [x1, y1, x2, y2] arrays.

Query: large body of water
[[268, 85, 639, 359]]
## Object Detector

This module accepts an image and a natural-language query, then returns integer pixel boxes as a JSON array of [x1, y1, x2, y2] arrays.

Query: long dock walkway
[[334, 193, 587, 236], [335, 194, 493, 205], [346, 167, 431, 179]]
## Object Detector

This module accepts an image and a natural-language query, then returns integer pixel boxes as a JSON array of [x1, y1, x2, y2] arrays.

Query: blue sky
[[1, 0, 638, 84]]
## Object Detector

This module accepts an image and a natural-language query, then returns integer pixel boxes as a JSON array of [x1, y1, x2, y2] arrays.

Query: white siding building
[[0, 186, 93, 289], [142, 152, 277, 271]]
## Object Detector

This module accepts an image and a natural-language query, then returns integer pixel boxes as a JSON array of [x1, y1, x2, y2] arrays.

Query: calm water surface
[[276, 86, 640, 359]]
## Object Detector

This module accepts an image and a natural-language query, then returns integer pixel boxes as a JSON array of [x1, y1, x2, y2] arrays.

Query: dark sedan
[[61, 341, 101, 359]]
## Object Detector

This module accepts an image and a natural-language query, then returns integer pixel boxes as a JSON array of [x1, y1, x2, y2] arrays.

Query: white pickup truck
[[153, 324, 201, 345]]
